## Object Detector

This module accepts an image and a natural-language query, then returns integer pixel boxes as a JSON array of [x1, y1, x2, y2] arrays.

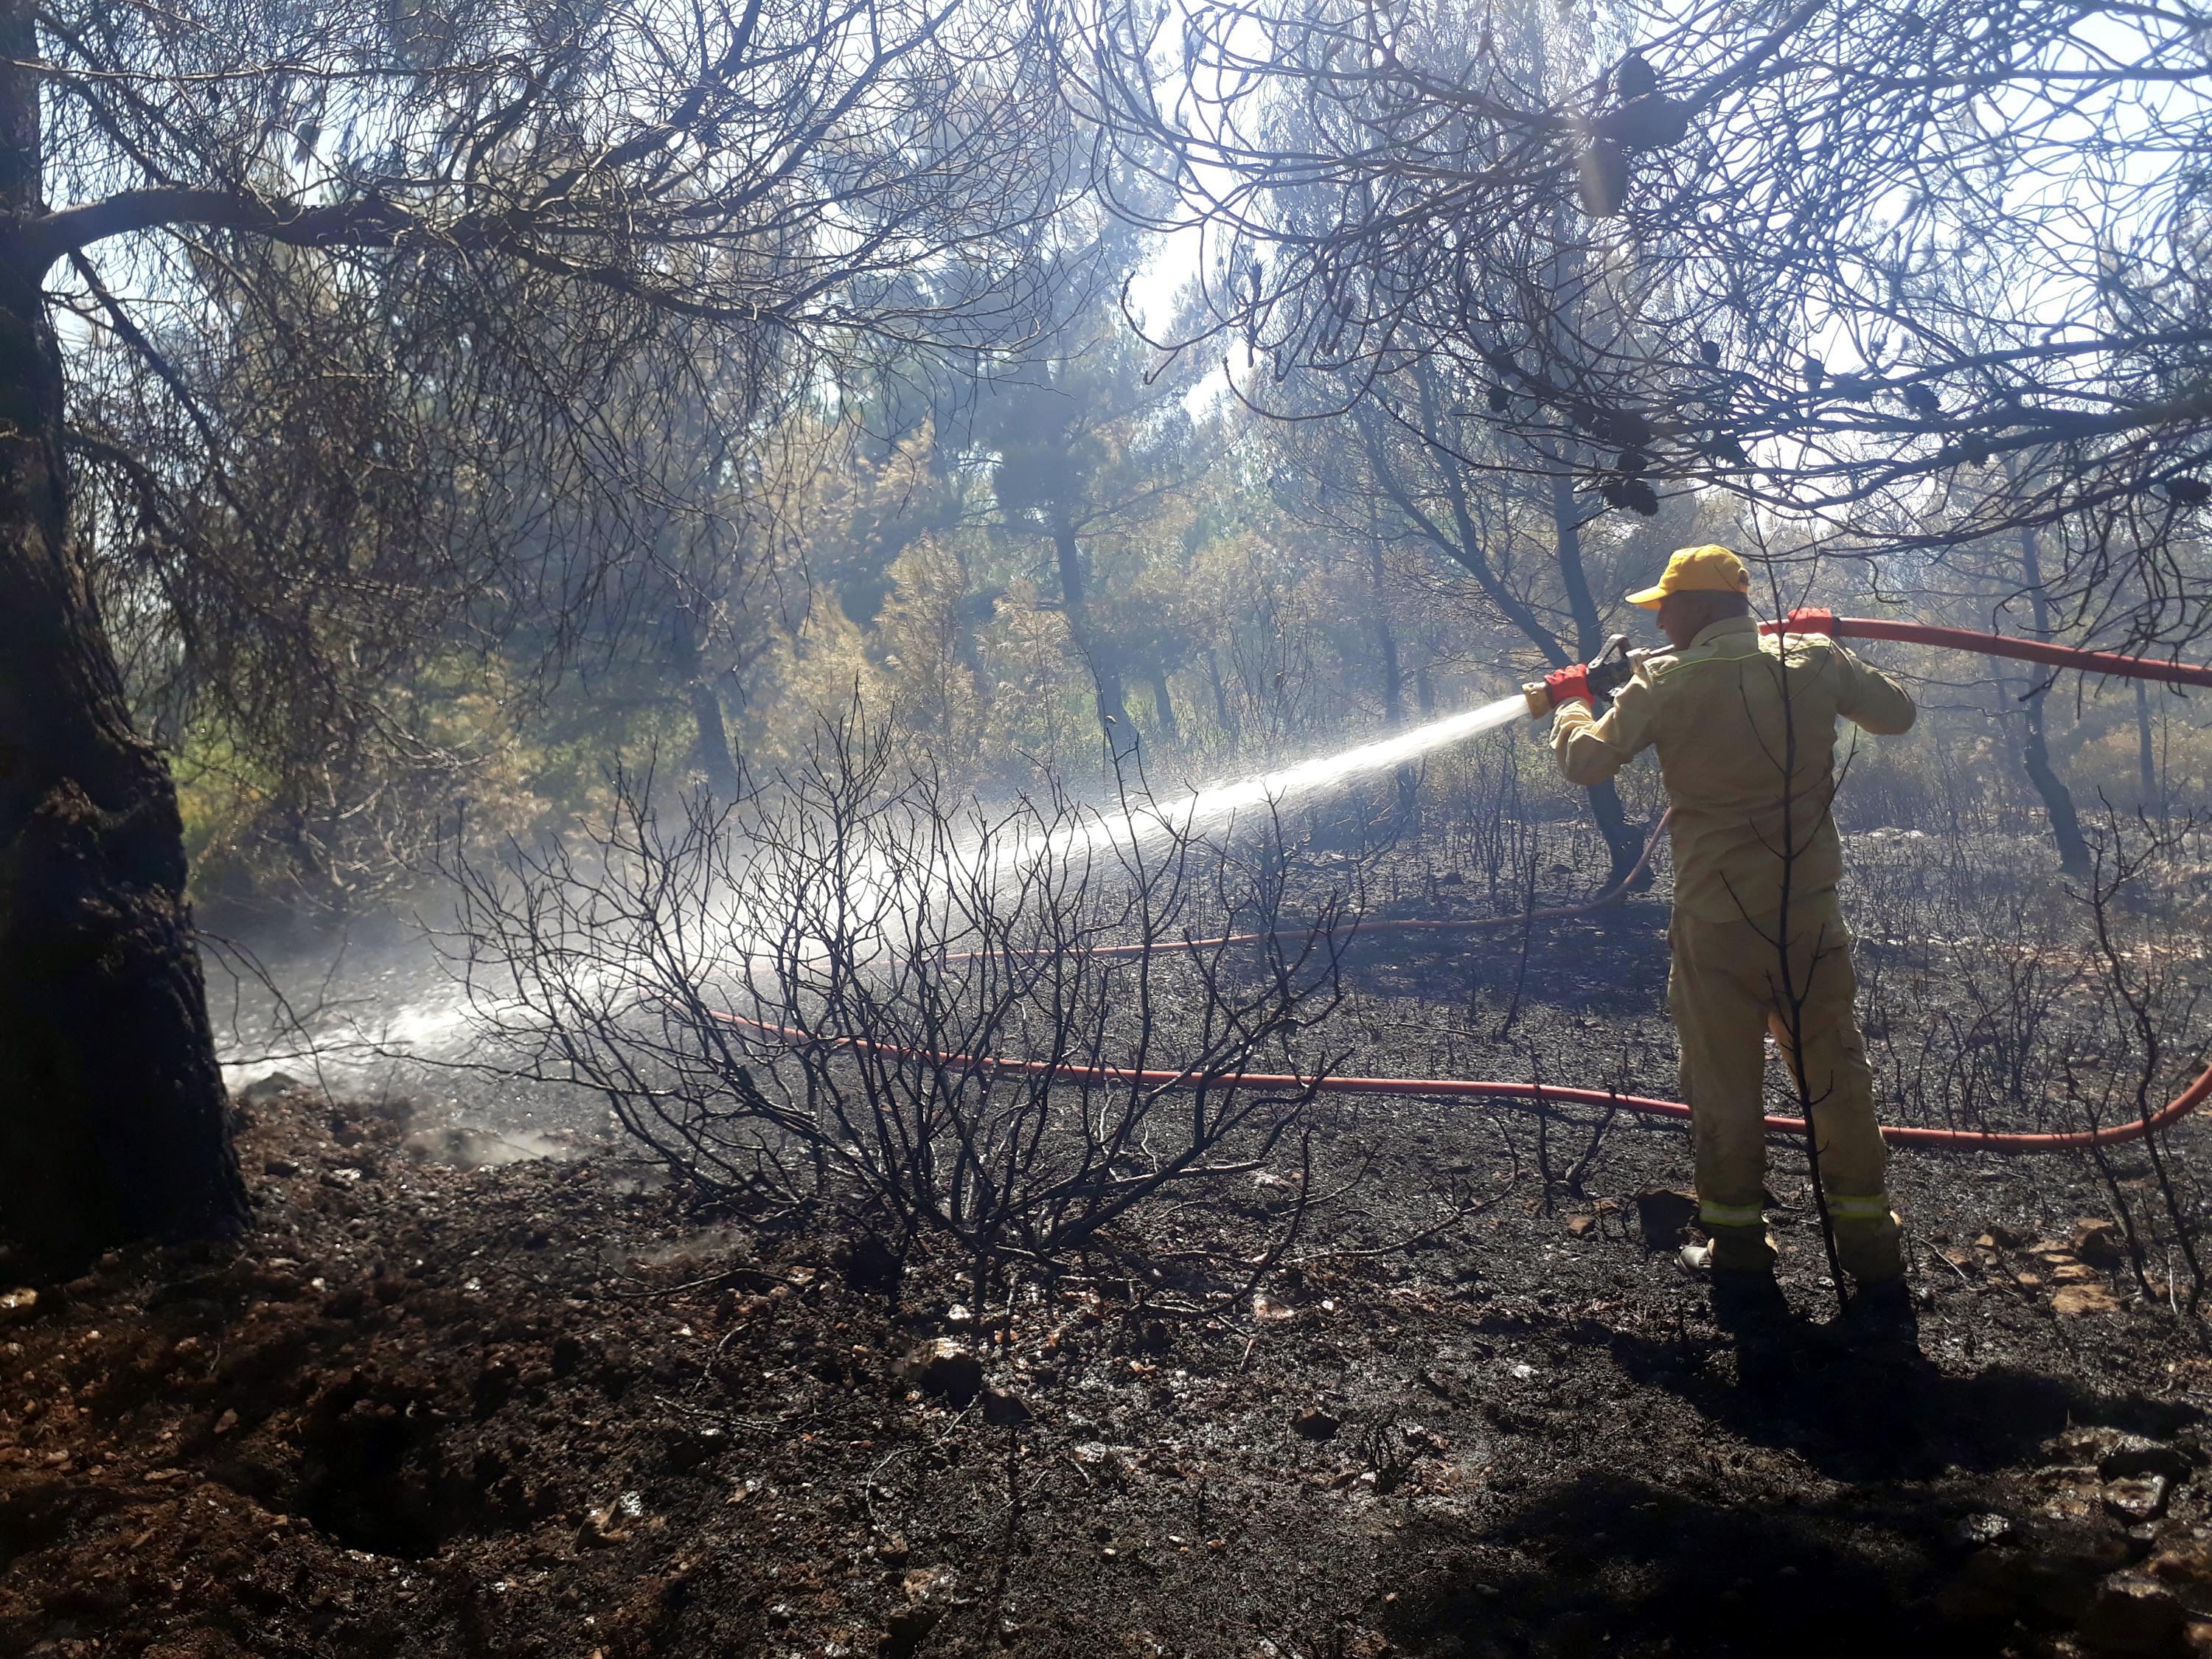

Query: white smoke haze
[[208, 692, 1536, 1150]]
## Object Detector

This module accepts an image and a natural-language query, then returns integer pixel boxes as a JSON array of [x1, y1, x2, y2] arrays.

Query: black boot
[[1710, 1268, 1790, 1332], [1844, 1277, 1919, 1345]]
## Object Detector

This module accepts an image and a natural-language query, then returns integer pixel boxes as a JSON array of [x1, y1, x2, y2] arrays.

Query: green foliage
[[159, 330, 2208, 905]]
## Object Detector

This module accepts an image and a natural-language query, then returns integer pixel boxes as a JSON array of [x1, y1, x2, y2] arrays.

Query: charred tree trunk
[[0, 17, 248, 1267], [671, 608, 742, 801], [2020, 698, 2089, 877], [1050, 517, 1135, 765], [1205, 647, 1235, 743], [1147, 666, 1180, 748], [686, 678, 742, 801], [1548, 468, 1646, 890], [2014, 522, 2091, 878], [1368, 528, 1415, 822], [2136, 680, 2160, 818]]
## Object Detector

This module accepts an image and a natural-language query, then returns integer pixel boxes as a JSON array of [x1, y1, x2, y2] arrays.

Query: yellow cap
[[1624, 544, 1752, 610]]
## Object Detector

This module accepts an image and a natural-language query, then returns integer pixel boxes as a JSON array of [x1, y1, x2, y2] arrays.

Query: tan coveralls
[[1551, 615, 1917, 1281]]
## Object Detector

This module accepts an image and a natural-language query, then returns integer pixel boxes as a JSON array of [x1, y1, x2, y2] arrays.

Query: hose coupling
[[1525, 635, 1635, 718]]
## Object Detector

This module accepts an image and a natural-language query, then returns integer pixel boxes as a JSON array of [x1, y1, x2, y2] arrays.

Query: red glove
[[1544, 663, 1592, 707]]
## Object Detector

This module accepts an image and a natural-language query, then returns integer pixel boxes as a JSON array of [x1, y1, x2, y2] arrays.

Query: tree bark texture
[[1, 13, 248, 1266]]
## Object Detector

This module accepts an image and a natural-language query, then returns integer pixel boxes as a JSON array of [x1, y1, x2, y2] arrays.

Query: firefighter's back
[[1646, 618, 1913, 925]]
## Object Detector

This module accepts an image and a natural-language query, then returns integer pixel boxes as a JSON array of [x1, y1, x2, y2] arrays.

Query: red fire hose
[[736, 617, 2211, 1154], [1764, 610, 2212, 691], [725, 1012, 2212, 1152]]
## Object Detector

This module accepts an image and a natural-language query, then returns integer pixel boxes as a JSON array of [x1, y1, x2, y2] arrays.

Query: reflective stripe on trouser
[[1698, 1197, 1775, 1274], [1669, 888, 1904, 1283]]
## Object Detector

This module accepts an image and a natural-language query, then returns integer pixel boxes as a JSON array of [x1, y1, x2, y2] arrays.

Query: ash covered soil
[[10, 865, 2212, 1659]]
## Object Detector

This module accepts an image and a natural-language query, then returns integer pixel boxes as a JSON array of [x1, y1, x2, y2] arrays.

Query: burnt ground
[[10, 852, 2212, 1659]]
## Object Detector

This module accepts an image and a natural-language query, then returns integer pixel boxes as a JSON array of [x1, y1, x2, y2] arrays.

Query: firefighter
[[1547, 545, 1917, 1329]]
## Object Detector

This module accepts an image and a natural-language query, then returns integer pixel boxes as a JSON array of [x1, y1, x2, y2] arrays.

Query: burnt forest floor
[[10, 863, 2212, 1659]]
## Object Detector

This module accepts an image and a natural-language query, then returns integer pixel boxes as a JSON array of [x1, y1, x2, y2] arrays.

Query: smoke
[[211, 692, 1537, 1147]]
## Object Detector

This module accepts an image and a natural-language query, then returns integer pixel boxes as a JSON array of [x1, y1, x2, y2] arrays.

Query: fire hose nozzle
[[1525, 634, 1635, 718]]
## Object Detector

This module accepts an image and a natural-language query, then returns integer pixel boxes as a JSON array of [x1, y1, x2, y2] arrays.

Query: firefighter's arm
[[1834, 645, 1917, 735], [1551, 661, 1659, 785]]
